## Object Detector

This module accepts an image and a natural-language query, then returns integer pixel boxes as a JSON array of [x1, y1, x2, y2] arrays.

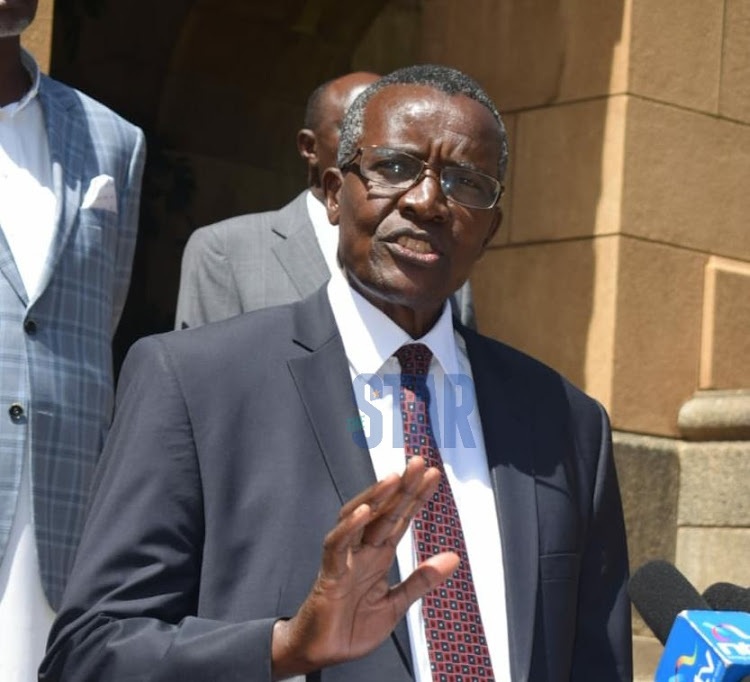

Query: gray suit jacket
[[0, 73, 145, 608], [174, 191, 476, 329], [42, 287, 632, 682]]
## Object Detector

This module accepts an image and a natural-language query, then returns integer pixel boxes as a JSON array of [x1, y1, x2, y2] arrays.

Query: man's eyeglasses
[[341, 145, 504, 210]]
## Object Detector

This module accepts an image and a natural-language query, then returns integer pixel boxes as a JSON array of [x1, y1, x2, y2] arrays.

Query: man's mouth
[[384, 232, 443, 265], [394, 235, 438, 255]]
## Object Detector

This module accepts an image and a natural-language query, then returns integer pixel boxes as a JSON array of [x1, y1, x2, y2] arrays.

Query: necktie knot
[[395, 343, 432, 376]]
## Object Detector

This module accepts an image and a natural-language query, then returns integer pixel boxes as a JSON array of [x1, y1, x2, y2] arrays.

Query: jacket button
[[9, 403, 24, 420], [24, 319, 37, 335]]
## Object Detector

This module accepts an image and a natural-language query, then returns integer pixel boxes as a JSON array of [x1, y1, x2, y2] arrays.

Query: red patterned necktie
[[395, 343, 495, 682]]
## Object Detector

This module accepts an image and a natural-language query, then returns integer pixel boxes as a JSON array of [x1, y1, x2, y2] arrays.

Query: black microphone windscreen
[[628, 559, 710, 645], [703, 582, 750, 613]]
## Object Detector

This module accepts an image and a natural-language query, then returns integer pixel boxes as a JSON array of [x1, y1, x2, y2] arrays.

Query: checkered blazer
[[0, 74, 145, 609]]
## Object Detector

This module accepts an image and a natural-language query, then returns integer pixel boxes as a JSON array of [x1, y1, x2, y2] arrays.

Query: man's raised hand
[[271, 457, 459, 679]]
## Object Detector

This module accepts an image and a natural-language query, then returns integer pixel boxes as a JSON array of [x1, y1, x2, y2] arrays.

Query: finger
[[388, 551, 461, 615], [339, 471, 401, 520], [320, 502, 373, 577], [375, 465, 441, 549], [359, 458, 424, 547], [402, 463, 442, 522], [362, 460, 438, 547], [363, 461, 441, 548], [323, 462, 430, 578]]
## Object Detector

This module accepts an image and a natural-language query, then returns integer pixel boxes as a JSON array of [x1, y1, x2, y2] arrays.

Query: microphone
[[628, 559, 710, 645], [704, 583, 750, 614], [628, 560, 750, 681]]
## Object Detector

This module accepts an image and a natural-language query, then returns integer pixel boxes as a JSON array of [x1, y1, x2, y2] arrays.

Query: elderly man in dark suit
[[174, 71, 476, 330], [41, 65, 632, 682]]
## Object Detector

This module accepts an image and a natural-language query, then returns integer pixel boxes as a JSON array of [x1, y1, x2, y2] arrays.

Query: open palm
[[271, 457, 459, 678]]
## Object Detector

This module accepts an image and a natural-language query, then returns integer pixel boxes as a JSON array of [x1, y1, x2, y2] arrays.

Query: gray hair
[[337, 64, 508, 180]]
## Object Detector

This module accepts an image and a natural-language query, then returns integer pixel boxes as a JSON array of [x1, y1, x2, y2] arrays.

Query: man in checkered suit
[[0, 2, 145, 678]]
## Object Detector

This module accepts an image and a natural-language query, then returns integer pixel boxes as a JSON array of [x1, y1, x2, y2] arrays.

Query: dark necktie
[[395, 343, 495, 682]]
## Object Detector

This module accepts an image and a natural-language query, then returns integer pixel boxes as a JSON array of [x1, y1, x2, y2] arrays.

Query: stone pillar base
[[614, 400, 750, 679]]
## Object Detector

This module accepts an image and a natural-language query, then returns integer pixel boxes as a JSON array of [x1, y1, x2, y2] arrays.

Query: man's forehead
[[363, 84, 494, 127], [359, 84, 501, 155], [365, 82, 442, 110]]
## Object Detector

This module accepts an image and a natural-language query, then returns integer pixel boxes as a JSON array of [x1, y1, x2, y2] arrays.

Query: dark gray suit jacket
[[174, 191, 476, 329], [42, 287, 632, 682]]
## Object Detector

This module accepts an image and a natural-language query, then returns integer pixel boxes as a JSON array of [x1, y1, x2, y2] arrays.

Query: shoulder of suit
[[461, 326, 598, 410], [38, 74, 143, 143], [149, 297, 310, 366], [183, 211, 279, 258], [185, 192, 310, 251]]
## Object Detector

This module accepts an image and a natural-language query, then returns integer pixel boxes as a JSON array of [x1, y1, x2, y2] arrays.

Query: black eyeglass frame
[[340, 145, 505, 210]]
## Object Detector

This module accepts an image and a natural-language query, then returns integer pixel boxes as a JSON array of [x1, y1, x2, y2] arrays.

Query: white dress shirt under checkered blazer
[[0, 73, 145, 609]]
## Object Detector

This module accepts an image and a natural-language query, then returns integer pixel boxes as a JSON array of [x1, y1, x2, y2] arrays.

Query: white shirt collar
[[0, 49, 41, 117], [306, 189, 340, 276], [327, 263, 461, 379]]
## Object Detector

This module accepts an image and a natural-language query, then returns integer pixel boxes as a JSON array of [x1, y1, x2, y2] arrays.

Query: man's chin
[[352, 277, 447, 328]]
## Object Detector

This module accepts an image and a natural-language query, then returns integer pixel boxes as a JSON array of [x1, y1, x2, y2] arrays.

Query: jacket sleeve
[[570, 401, 633, 681], [174, 224, 243, 330], [39, 336, 276, 682]]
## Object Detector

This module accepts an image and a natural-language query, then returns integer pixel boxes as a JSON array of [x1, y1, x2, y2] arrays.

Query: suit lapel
[[463, 329, 539, 682], [33, 77, 85, 305], [286, 288, 413, 674], [0, 229, 28, 305], [271, 193, 330, 299], [287, 335, 376, 505]]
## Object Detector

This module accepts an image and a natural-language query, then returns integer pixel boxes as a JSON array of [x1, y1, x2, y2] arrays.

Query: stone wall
[[19, 0, 54, 71], [415, 2, 750, 679], [417, 0, 750, 438]]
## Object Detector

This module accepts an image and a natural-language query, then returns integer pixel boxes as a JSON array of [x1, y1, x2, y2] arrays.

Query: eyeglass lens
[[359, 147, 500, 209]]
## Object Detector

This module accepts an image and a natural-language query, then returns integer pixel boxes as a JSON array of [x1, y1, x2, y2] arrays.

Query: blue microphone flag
[[656, 610, 750, 682]]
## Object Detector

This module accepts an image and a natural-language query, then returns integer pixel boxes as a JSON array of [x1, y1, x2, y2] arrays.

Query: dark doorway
[[50, 0, 421, 368]]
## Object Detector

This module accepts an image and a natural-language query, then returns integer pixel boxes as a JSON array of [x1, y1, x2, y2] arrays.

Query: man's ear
[[322, 167, 344, 226], [480, 206, 503, 253], [298, 129, 320, 190], [296, 129, 317, 162]]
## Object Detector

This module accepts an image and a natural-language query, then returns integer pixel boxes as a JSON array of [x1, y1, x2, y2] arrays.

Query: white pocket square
[[82, 175, 118, 213]]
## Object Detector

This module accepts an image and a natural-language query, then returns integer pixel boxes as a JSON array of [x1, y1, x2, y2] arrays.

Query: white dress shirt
[[0, 50, 57, 300], [306, 189, 340, 275], [327, 265, 511, 682], [0, 51, 58, 682]]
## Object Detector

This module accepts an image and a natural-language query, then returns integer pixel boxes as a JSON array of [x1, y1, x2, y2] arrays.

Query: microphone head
[[628, 559, 710, 644], [703, 582, 750, 613]]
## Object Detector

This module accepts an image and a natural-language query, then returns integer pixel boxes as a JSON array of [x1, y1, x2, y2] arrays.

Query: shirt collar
[[327, 263, 461, 379], [306, 189, 329, 229], [1, 49, 42, 117], [306, 189, 340, 276]]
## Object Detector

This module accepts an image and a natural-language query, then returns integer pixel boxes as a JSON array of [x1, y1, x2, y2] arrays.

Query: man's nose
[[398, 169, 450, 222]]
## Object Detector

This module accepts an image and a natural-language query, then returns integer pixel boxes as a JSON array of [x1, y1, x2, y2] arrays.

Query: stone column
[[20, 0, 55, 73], [417, 1, 750, 678]]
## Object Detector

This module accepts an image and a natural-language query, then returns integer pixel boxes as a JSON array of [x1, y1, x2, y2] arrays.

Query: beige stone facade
[[417, 2, 750, 679], [22, 1, 750, 679], [419, 0, 750, 438], [19, 0, 54, 72]]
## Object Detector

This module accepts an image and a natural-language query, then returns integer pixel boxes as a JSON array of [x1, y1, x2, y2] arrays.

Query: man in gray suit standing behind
[[175, 71, 476, 329], [0, 2, 145, 679]]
